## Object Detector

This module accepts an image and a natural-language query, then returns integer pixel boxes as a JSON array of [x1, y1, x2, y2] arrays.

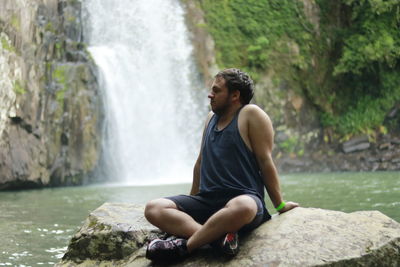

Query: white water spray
[[83, 0, 207, 185]]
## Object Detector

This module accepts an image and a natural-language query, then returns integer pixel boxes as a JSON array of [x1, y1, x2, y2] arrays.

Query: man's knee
[[226, 195, 258, 223], [144, 198, 177, 222]]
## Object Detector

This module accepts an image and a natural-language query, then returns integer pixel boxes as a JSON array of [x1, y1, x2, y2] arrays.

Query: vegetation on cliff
[[196, 0, 400, 139]]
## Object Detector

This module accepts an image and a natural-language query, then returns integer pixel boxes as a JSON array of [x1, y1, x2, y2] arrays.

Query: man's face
[[208, 77, 231, 115]]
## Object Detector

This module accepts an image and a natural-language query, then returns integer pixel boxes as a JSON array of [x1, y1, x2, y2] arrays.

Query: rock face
[[0, 0, 101, 189], [58, 203, 400, 266], [274, 133, 400, 173], [182, 0, 218, 83]]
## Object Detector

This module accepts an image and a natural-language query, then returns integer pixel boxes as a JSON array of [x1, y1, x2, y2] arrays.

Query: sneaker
[[145, 238, 188, 262], [211, 232, 239, 256]]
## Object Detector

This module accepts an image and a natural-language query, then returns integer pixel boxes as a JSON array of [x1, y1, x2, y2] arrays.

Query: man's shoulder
[[241, 104, 269, 120], [241, 104, 264, 114], [238, 105, 274, 149], [240, 104, 272, 128]]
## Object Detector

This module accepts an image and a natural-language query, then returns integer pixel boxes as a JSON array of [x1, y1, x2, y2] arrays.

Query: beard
[[210, 95, 231, 116]]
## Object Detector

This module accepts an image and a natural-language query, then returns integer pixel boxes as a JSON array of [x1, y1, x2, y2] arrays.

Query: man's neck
[[217, 103, 243, 129]]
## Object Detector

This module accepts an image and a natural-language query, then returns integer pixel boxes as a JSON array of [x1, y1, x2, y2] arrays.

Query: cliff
[[0, 0, 102, 189], [58, 203, 400, 266]]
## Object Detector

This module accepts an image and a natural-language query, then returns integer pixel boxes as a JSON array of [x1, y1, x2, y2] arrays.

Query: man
[[144, 68, 298, 262]]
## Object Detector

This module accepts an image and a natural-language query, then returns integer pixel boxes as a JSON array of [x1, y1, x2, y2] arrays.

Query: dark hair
[[215, 68, 254, 105]]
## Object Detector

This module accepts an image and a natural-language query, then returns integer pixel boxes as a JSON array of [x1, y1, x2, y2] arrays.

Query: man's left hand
[[279, 201, 299, 213]]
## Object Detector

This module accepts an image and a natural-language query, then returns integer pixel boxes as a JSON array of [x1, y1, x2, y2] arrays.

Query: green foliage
[[322, 93, 396, 135], [247, 36, 270, 69], [278, 136, 298, 153], [334, 1, 400, 75], [199, 0, 314, 76], [198, 0, 400, 138], [278, 135, 305, 156], [323, 0, 400, 135]]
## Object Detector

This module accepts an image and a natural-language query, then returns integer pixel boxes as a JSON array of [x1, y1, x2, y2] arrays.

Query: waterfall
[[83, 0, 207, 185]]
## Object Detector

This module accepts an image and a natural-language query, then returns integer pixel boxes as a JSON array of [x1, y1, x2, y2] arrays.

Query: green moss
[[45, 22, 56, 33], [196, 23, 207, 28], [88, 219, 98, 228], [67, 16, 77, 23], [11, 14, 20, 31], [13, 80, 26, 95], [67, 0, 80, 5], [87, 218, 112, 232], [97, 224, 106, 231], [53, 65, 68, 103], [1, 36, 16, 53], [55, 42, 63, 58]]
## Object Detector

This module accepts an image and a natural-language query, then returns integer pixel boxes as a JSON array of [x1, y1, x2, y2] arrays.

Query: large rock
[[58, 203, 400, 266], [341, 135, 370, 154], [0, 0, 102, 189]]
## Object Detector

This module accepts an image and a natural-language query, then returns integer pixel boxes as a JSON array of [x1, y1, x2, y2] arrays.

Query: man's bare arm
[[190, 111, 214, 195], [190, 154, 201, 195], [245, 105, 298, 213]]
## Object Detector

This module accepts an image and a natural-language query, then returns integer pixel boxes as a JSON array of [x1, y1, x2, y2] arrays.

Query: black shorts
[[165, 191, 270, 233]]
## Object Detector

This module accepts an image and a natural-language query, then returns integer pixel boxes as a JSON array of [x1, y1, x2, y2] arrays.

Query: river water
[[0, 172, 399, 266]]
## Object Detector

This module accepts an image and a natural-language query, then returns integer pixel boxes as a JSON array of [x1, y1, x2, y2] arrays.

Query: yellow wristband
[[275, 201, 286, 212]]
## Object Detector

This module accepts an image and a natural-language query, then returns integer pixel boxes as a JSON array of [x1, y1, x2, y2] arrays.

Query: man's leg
[[144, 198, 201, 238], [186, 195, 257, 252]]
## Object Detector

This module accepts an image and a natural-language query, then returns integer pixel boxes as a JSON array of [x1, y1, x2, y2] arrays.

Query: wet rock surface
[[0, 0, 101, 189], [58, 203, 400, 266]]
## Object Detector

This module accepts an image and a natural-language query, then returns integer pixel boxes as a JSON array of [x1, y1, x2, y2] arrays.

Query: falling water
[[83, 0, 207, 185]]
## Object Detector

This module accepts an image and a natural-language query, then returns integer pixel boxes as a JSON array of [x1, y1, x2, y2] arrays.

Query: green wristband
[[275, 201, 286, 212]]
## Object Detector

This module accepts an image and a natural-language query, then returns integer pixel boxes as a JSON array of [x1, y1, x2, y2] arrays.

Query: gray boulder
[[58, 203, 400, 266], [341, 135, 370, 153]]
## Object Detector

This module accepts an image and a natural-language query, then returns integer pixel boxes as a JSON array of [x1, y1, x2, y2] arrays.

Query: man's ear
[[231, 90, 241, 103]]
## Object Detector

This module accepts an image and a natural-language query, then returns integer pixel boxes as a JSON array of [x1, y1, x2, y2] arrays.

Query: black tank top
[[199, 110, 267, 209]]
